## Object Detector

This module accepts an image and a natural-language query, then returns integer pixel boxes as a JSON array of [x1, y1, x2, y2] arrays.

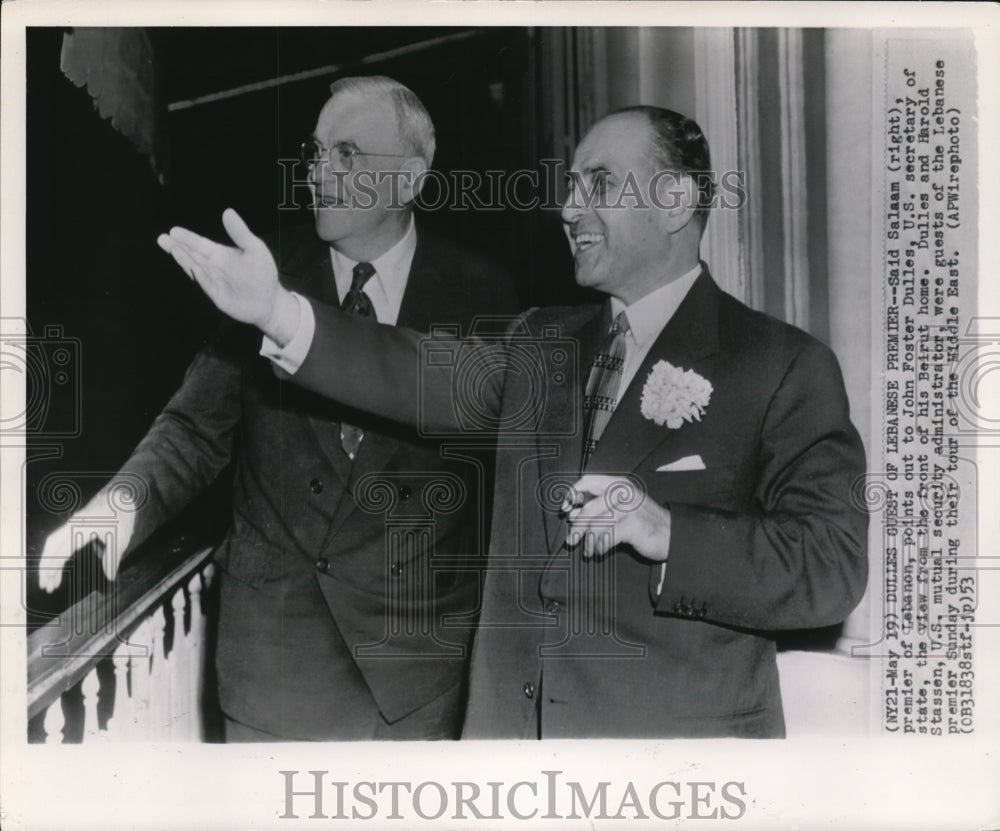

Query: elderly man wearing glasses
[[39, 75, 519, 741]]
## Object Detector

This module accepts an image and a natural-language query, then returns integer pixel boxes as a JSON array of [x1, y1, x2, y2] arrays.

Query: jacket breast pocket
[[643, 464, 744, 510]]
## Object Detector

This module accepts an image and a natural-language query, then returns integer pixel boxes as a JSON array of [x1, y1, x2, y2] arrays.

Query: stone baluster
[[107, 642, 133, 739], [81, 668, 105, 742], [43, 699, 65, 745]]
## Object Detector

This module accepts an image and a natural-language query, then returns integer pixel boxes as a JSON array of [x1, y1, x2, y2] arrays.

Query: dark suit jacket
[[291, 267, 869, 739], [119, 222, 519, 739]]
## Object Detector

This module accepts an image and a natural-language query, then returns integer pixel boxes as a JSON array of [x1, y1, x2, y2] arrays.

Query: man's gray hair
[[329, 75, 436, 167]]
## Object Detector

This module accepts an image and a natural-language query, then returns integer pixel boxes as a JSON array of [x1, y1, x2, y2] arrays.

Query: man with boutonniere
[[159, 105, 868, 739]]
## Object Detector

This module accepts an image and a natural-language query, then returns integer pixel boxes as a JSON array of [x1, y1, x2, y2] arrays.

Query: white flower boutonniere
[[640, 360, 713, 429]]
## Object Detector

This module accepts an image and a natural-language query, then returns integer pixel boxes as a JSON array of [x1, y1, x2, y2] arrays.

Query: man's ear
[[397, 157, 429, 205], [654, 173, 699, 233]]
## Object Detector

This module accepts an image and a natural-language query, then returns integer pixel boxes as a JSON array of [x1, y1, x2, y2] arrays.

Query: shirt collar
[[330, 215, 416, 310], [610, 263, 702, 348]]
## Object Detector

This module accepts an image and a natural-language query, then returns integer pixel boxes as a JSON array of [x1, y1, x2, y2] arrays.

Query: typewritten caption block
[[872, 33, 980, 736]]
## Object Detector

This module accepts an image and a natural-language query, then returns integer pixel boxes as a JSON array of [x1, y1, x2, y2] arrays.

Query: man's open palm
[[157, 208, 280, 330]]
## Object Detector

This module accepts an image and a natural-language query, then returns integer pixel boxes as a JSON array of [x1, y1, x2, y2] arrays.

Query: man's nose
[[561, 189, 584, 225]]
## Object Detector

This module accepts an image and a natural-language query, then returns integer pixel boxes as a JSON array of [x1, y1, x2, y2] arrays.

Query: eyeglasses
[[300, 139, 410, 173]]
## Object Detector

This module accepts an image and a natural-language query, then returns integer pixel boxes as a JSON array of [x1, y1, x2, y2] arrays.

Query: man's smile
[[568, 229, 605, 255]]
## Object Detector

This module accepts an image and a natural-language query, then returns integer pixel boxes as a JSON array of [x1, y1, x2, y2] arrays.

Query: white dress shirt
[[261, 216, 417, 372], [609, 263, 701, 406], [608, 263, 701, 596]]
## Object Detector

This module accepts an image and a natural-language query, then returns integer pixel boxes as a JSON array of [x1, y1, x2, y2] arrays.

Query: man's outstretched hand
[[157, 208, 299, 346]]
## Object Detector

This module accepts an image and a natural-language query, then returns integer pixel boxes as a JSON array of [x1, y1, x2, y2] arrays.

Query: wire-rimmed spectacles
[[301, 139, 411, 173]]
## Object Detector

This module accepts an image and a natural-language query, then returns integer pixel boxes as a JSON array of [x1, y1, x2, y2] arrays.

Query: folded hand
[[562, 474, 672, 562]]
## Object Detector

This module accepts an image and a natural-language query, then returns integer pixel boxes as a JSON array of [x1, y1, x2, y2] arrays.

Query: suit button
[[673, 601, 684, 614], [698, 604, 708, 618], [390, 561, 404, 577], [523, 682, 535, 699], [309, 478, 323, 494], [545, 600, 560, 614], [397, 485, 411, 500], [316, 558, 331, 573]]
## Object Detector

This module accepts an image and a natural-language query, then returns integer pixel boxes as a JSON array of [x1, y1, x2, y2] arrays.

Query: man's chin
[[314, 213, 353, 244], [572, 266, 600, 289]]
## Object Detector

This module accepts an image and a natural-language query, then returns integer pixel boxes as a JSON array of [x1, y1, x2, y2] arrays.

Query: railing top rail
[[27, 540, 216, 720]]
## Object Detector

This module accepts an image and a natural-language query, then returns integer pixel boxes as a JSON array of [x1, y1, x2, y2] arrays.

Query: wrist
[[261, 288, 300, 347], [643, 502, 672, 562]]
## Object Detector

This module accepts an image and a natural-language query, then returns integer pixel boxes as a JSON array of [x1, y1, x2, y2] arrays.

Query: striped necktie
[[581, 310, 630, 468], [340, 261, 375, 459]]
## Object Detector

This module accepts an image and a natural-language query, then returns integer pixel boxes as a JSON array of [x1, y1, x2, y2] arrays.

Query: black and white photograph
[[2, 2, 998, 829]]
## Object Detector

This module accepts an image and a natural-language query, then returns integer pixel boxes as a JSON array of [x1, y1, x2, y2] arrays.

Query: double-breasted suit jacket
[[291, 267, 869, 739], [119, 223, 519, 738]]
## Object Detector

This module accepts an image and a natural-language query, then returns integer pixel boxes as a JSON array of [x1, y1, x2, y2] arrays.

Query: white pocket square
[[656, 455, 706, 472]]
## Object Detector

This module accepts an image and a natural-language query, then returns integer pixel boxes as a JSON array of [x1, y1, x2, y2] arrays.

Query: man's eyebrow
[[310, 134, 359, 150], [332, 138, 360, 151], [566, 164, 611, 179]]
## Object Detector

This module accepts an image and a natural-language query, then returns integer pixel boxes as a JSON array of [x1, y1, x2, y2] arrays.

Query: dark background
[[24, 26, 583, 620]]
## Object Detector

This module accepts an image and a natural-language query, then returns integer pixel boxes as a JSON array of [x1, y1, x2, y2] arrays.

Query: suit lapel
[[394, 233, 456, 332], [331, 231, 453, 532], [584, 269, 721, 476], [540, 304, 609, 554]]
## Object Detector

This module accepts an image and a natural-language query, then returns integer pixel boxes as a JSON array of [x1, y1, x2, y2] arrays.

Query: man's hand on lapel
[[157, 208, 300, 346], [562, 474, 672, 562]]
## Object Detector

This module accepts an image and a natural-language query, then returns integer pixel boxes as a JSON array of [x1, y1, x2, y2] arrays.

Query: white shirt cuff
[[259, 291, 315, 375], [654, 563, 667, 597]]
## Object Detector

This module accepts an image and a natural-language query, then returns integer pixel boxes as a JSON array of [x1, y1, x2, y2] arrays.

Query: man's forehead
[[314, 91, 395, 140], [570, 112, 650, 173]]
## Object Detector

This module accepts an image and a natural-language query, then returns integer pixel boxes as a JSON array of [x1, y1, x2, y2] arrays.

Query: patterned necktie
[[339, 261, 376, 459], [581, 310, 630, 468]]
